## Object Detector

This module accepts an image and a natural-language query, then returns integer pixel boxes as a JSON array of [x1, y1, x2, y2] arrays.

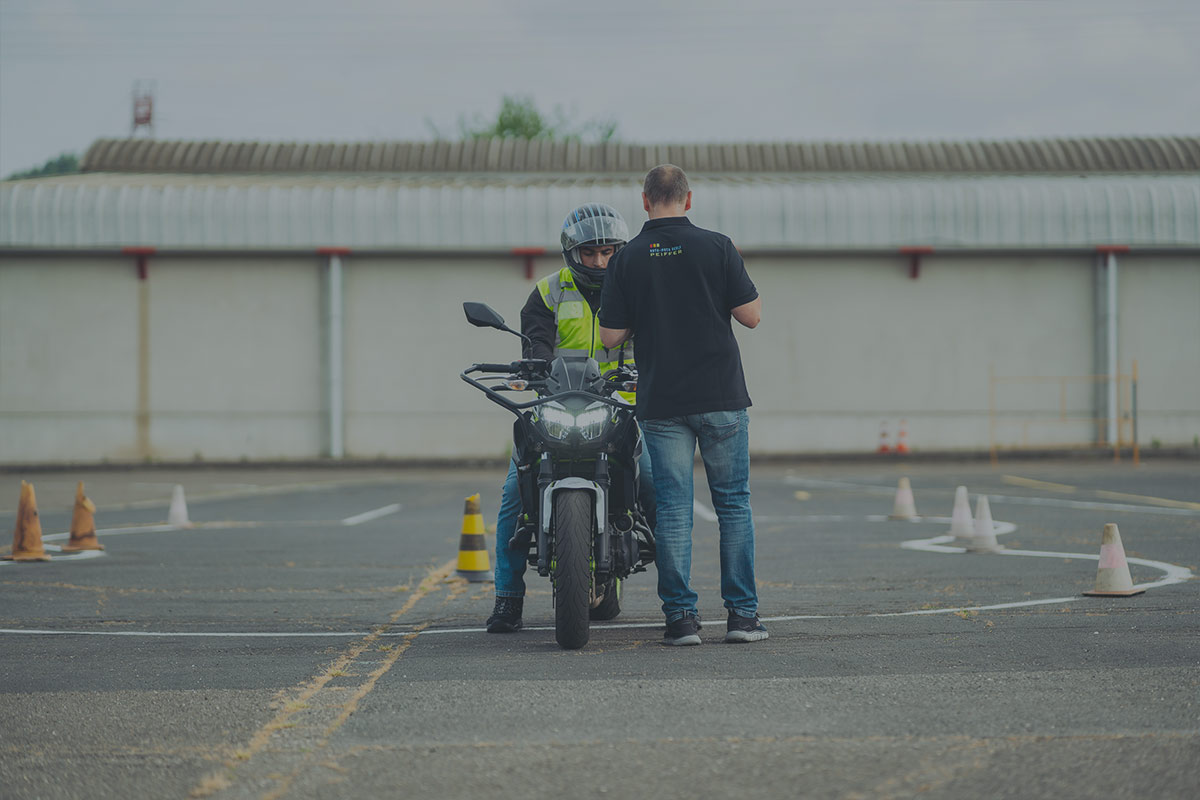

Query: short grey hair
[[643, 164, 690, 208]]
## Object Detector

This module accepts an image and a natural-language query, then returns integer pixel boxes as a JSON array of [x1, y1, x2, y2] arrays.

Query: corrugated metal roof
[[79, 136, 1200, 175], [4, 173, 1197, 250]]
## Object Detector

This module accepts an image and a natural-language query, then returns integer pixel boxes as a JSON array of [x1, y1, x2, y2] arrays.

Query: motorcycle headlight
[[537, 402, 575, 440], [534, 401, 613, 441], [575, 403, 611, 440]]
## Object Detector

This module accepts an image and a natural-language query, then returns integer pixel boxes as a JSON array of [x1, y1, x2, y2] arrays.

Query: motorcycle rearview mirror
[[463, 302, 532, 346], [463, 302, 506, 329]]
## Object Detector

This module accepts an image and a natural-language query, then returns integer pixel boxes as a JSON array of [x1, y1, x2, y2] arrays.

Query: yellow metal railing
[[989, 360, 1139, 465]]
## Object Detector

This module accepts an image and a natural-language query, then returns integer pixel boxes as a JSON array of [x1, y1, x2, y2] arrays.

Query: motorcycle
[[461, 302, 655, 649]]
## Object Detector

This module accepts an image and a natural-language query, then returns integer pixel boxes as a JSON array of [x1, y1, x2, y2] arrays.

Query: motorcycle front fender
[[540, 478, 607, 540]]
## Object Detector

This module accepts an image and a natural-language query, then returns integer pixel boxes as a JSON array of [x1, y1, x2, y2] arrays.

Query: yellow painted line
[[1094, 490, 1200, 511], [793, 490, 811, 501], [188, 557, 456, 800], [261, 623, 431, 800], [1001, 475, 1077, 493]]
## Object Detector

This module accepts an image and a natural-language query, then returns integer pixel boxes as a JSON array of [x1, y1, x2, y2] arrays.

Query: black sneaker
[[725, 612, 769, 643], [486, 596, 523, 633], [663, 614, 702, 646]]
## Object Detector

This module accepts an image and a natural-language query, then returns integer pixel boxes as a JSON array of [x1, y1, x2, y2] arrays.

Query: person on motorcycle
[[487, 202, 656, 633]]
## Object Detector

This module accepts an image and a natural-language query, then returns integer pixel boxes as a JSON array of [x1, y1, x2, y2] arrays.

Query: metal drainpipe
[[320, 248, 348, 458], [1105, 249, 1119, 446]]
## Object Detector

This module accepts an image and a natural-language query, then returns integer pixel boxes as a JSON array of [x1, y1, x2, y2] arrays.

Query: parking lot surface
[[2, 458, 1198, 799]]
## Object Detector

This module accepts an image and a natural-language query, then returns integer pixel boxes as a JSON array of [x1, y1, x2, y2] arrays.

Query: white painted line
[[785, 476, 896, 495], [975, 492, 1200, 517], [0, 550, 107, 567], [0, 628, 369, 638], [4, 508, 1191, 637], [693, 499, 718, 523], [783, 475, 1200, 517], [342, 503, 402, 526], [0, 477, 403, 515]]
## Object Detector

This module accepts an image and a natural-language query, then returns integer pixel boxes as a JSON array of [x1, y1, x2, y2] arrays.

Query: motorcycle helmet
[[560, 202, 628, 290]]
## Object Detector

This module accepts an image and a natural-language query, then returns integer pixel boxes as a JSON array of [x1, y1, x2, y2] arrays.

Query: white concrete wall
[[0, 257, 140, 461], [343, 255, 538, 460], [145, 257, 323, 460], [1118, 255, 1200, 447], [741, 254, 1100, 453], [1, 251, 1196, 463]]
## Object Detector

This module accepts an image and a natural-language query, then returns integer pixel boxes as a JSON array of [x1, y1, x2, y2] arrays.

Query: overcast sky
[[1, 0, 1197, 177]]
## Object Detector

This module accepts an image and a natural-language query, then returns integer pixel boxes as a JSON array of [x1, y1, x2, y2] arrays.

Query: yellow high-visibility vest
[[537, 267, 636, 402]]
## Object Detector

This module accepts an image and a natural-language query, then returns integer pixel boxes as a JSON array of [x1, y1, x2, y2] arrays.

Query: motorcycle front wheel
[[552, 489, 593, 650]]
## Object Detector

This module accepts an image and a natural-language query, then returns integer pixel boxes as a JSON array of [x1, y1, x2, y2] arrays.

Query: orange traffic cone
[[1083, 523, 1145, 597], [895, 419, 910, 454], [889, 477, 918, 520], [3, 481, 51, 562], [62, 482, 104, 553], [877, 420, 890, 454], [456, 493, 491, 582]]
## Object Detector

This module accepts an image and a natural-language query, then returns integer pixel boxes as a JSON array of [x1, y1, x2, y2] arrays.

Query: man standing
[[599, 165, 766, 646]]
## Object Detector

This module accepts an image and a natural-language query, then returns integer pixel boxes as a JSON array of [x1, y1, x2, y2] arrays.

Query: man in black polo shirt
[[599, 164, 766, 646]]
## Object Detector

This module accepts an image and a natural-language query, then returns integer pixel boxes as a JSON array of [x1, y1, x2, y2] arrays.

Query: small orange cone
[[456, 493, 491, 582], [1083, 523, 1145, 597], [3, 481, 51, 562], [895, 419, 910, 454], [62, 481, 104, 553], [877, 420, 890, 453], [889, 477, 918, 520]]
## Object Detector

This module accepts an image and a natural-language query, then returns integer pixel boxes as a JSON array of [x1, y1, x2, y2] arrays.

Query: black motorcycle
[[461, 302, 655, 649]]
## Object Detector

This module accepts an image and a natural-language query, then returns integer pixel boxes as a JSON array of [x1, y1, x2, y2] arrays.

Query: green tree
[[5, 152, 81, 180], [429, 95, 618, 142]]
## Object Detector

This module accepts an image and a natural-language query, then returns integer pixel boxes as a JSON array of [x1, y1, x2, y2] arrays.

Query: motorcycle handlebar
[[475, 362, 516, 373], [470, 359, 550, 375]]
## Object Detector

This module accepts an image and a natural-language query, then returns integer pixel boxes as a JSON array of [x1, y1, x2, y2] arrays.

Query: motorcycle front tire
[[552, 489, 593, 650]]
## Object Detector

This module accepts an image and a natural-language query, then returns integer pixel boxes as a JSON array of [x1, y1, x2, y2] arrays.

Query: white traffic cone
[[889, 477, 918, 520], [1083, 523, 1145, 597], [948, 486, 973, 542], [167, 484, 194, 528], [968, 495, 1002, 553]]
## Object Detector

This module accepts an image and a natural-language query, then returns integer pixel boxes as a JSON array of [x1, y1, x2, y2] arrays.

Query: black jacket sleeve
[[519, 287, 556, 361]]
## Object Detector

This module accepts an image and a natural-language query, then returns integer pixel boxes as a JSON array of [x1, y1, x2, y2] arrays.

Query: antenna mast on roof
[[131, 80, 155, 137]]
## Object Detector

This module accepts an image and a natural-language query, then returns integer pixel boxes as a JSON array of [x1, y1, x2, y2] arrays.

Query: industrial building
[[1, 136, 1197, 464]]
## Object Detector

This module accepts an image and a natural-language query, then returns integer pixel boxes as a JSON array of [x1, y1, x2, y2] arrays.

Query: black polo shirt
[[599, 216, 757, 420]]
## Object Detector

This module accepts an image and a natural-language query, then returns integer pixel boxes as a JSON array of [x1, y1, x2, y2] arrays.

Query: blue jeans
[[640, 408, 757, 622], [494, 445, 655, 598]]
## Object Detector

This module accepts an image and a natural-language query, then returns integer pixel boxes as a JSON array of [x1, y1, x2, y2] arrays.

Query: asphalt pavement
[[1, 458, 1198, 799]]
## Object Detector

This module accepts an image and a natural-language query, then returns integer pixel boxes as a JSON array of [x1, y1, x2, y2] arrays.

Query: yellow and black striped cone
[[456, 493, 492, 582]]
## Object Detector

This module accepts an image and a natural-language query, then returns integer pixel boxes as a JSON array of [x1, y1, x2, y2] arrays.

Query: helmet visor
[[561, 213, 628, 252]]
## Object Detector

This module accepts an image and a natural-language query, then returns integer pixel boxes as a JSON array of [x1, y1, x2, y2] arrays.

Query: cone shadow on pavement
[[3, 481, 51, 562]]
